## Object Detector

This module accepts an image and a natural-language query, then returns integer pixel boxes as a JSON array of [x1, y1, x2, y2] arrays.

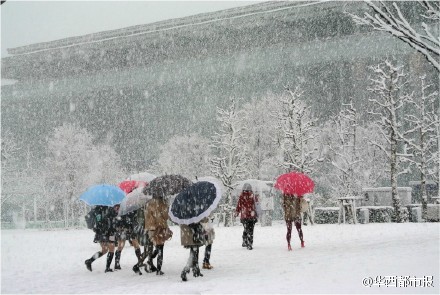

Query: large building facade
[[1, 1, 436, 169]]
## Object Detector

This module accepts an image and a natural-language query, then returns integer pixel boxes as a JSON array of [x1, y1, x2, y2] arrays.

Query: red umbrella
[[274, 172, 314, 197], [118, 180, 147, 194]]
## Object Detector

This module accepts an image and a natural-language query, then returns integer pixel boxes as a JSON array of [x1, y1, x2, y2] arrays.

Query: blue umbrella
[[79, 184, 126, 206], [169, 180, 222, 225]]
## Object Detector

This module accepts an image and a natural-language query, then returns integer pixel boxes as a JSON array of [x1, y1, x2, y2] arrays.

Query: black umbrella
[[144, 174, 192, 198], [169, 180, 222, 225]]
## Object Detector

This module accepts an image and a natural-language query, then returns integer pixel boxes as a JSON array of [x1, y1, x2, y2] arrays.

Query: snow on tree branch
[[401, 75, 439, 218], [210, 97, 249, 226], [274, 85, 318, 175], [367, 60, 413, 222], [349, 1, 440, 71]]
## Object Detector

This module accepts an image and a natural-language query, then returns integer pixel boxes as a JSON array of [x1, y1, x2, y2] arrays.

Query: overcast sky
[[1, 0, 259, 57]]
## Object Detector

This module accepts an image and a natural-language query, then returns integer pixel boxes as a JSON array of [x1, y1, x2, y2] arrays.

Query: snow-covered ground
[[1, 221, 439, 294]]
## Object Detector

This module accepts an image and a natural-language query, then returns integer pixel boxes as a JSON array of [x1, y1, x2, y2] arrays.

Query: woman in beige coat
[[143, 195, 172, 275], [283, 194, 308, 251]]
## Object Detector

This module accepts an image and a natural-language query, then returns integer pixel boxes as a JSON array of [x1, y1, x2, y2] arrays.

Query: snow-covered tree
[[90, 143, 126, 184], [1, 130, 21, 206], [327, 102, 363, 198], [434, 102, 440, 197], [210, 97, 248, 226], [241, 95, 280, 180], [154, 133, 212, 178], [45, 123, 124, 227], [403, 75, 439, 219], [1, 130, 20, 171], [16, 149, 46, 223], [1, 141, 44, 225], [316, 118, 388, 206], [356, 123, 389, 188], [274, 86, 318, 174], [350, 1, 440, 72], [45, 123, 94, 226], [367, 60, 412, 223]]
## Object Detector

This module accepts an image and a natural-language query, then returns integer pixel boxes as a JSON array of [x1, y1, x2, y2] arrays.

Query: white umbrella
[[126, 172, 157, 183], [118, 187, 152, 216], [232, 179, 273, 197]]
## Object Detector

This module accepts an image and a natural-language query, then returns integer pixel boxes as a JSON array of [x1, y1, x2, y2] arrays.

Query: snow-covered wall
[[362, 187, 413, 206]]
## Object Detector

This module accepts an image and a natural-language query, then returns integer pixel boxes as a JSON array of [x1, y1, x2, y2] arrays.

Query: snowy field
[[1, 221, 439, 294]]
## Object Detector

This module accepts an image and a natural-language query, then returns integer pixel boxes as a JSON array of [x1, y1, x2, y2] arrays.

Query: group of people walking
[[84, 182, 308, 280], [84, 190, 215, 281]]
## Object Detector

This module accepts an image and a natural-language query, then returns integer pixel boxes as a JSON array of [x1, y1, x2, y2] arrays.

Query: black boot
[[85, 259, 92, 271], [134, 248, 142, 263], [156, 245, 164, 275], [151, 248, 158, 259], [85, 251, 103, 272], [147, 259, 157, 272], [132, 264, 142, 275], [181, 267, 190, 281], [191, 247, 203, 277], [105, 252, 114, 273], [192, 264, 203, 277], [143, 240, 154, 272], [114, 250, 121, 270]]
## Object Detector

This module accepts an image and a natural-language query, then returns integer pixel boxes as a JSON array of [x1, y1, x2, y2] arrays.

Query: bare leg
[[85, 241, 108, 272]]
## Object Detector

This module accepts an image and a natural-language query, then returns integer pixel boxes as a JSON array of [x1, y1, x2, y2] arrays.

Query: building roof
[[7, 1, 328, 56]]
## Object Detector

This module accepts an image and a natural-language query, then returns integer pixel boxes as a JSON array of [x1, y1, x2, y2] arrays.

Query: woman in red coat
[[235, 183, 259, 250]]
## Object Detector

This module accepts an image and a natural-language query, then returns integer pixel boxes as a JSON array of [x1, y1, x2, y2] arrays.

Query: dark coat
[[115, 211, 137, 233], [106, 206, 119, 236]]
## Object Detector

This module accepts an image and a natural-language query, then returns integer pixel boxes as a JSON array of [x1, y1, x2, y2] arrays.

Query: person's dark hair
[[242, 183, 252, 192]]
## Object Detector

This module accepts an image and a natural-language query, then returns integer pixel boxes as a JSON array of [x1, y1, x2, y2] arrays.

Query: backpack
[[85, 208, 96, 229]]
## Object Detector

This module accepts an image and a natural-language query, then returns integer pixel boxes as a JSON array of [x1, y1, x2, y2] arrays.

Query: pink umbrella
[[118, 180, 147, 194], [274, 172, 314, 197]]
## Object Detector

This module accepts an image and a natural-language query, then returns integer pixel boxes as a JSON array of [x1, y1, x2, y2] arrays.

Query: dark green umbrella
[[143, 174, 192, 198]]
